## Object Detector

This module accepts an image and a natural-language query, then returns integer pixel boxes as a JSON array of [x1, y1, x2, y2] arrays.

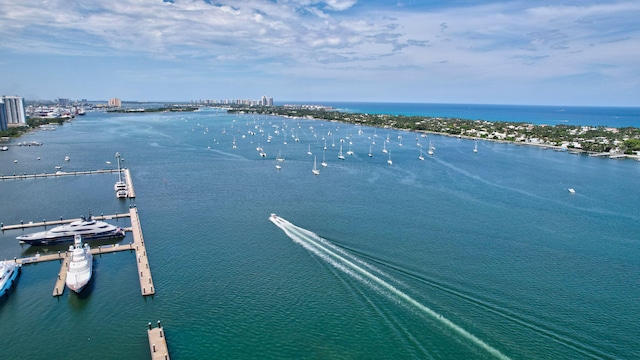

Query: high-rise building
[[108, 98, 122, 107], [1, 96, 26, 127], [0, 102, 6, 131]]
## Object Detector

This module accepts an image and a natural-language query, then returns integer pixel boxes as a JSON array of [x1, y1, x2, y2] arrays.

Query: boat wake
[[269, 214, 510, 360]]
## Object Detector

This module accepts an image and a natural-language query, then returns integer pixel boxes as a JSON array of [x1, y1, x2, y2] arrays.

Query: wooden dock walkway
[[148, 322, 170, 360], [53, 255, 70, 297], [0, 168, 121, 181], [123, 168, 136, 198], [5, 167, 158, 298], [14, 242, 135, 266], [1, 213, 131, 231], [130, 207, 155, 296]]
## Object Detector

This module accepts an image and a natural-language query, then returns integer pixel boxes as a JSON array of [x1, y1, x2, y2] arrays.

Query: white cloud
[[0, 0, 637, 104]]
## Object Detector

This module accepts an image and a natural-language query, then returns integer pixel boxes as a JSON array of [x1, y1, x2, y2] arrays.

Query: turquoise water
[[284, 101, 640, 128], [1, 108, 639, 359]]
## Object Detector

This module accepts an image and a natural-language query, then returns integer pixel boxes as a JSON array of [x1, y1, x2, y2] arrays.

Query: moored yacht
[[16, 216, 125, 246], [0, 261, 20, 297], [65, 234, 93, 293]]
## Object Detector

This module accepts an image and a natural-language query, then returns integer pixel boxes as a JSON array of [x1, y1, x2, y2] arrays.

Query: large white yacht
[[16, 216, 125, 246], [65, 234, 93, 293], [0, 261, 20, 297]]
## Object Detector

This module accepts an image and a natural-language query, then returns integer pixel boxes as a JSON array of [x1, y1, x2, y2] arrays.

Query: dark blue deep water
[[1, 105, 639, 359]]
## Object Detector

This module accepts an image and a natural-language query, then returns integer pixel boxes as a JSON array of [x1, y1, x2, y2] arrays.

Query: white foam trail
[[270, 214, 510, 360]]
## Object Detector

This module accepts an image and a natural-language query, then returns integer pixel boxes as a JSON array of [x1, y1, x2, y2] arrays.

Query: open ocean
[[1, 103, 639, 359]]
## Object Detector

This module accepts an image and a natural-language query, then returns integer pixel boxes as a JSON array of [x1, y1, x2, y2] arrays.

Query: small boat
[[115, 153, 128, 198], [65, 234, 93, 293], [338, 145, 345, 160], [64, 156, 70, 161], [346, 144, 354, 156], [0, 260, 21, 297], [55, 166, 62, 170], [568, 188, 576, 194], [312, 156, 320, 175]]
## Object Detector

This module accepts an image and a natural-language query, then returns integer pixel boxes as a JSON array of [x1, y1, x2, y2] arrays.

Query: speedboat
[[17, 216, 125, 246], [65, 234, 93, 293], [0, 260, 20, 297]]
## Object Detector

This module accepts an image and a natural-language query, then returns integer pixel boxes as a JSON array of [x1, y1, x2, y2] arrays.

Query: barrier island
[[226, 105, 640, 156]]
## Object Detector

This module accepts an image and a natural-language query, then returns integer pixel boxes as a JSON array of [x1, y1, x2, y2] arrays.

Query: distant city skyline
[[0, 1, 638, 107]]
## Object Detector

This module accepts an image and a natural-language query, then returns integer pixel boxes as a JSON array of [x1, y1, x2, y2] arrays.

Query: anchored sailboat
[[312, 156, 320, 175]]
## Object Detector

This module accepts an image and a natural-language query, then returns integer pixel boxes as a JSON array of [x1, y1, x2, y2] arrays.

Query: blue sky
[[0, 0, 638, 106]]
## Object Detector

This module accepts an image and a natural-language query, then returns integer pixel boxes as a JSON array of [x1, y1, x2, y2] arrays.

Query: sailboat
[[312, 156, 320, 175], [382, 141, 388, 153], [368, 145, 373, 157], [275, 150, 284, 170], [473, 141, 478, 153], [324, 139, 327, 150], [338, 145, 345, 160], [428, 140, 434, 155], [321, 150, 328, 167], [387, 150, 393, 165], [307, 144, 312, 155], [346, 144, 354, 155], [419, 148, 425, 161]]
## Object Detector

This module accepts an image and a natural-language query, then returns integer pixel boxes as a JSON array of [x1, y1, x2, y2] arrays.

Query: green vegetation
[[226, 105, 640, 154], [107, 106, 198, 113], [0, 117, 64, 138]]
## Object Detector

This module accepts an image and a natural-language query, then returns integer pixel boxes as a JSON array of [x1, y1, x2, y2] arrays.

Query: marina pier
[[0, 168, 123, 180], [11, 228, 154, 297], [148, 321, 170, 360], [124, 168, 136, 197], [129, 206, 155, 295]]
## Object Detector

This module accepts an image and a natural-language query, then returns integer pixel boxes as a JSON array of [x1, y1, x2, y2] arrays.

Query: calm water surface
[[0, 107, 639, 359]]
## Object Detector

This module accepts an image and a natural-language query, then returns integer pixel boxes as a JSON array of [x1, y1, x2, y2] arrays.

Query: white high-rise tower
[[1, 96, 26, 127]]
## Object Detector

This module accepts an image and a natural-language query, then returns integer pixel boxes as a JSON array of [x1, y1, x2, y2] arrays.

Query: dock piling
[[147, 322, 170, 360]]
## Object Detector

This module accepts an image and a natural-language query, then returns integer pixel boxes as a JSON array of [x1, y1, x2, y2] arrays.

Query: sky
[[0, 0, 638, 106]]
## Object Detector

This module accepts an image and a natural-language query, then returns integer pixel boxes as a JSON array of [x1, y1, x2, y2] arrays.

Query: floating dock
[[52, 255, 70, 297], [123, 168, 135, 198], [148, 321, 170, 360], [1, 213, 130, 231], [0, 168, 122, 180], [130, 207, 154, 296], [11, 225, 153, 297], [5, 167, 157, 299]]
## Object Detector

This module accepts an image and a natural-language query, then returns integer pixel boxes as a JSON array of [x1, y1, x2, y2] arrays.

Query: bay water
[[0, 104, 639, 359]]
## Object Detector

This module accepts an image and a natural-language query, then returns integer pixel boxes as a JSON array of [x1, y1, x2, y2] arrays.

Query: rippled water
[[1, 108, 639, 359]]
